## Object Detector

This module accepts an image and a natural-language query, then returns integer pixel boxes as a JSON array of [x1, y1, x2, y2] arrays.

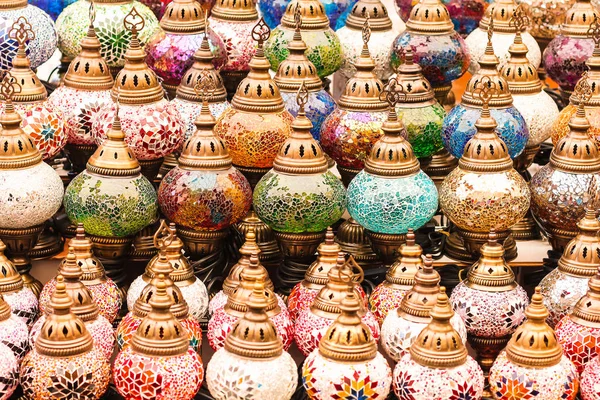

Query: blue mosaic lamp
[[258, 0, 357, 30]]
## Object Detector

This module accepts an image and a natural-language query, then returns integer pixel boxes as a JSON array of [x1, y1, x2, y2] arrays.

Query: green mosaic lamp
[[253, 83, 347, 294]]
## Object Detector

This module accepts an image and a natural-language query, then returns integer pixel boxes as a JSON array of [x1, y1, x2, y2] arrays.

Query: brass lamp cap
[[231, 19, 286, 113], [281, 0, 330, 30], [392, 47, 436, 105], [480, 0, 520, 33], [466, 231, 517, 291], [0, 0, 26, 10], [506, 287, 563, 367], [273, 83, 328, 174], [0, 293, 11, 322], [338, 18, 388, 112], [210, 0, 259, 21], [386, 229, 423, 287], [145, 221, 195, 283], [112, 8, 165, 105], [160, 0, 206, 33], [64, 3, 114, 91], [224, 280, 284, 359], [68, 223, 106, 283], [319, 290, 378, 362], [410, 287, 468, 368], [551, 74, 600, 173], [0, 239, 24, 294], [570, 266, 600, 328], [304, 228, 342, 286], [36, 276, 95, 358], [406, 0, 454, 34], [346, 0, 393, 31], [581, 18, 600, 106], [131, 274, 190, 357], [58, 248, 100, 322], [274, 10, 323, 92], [561, 0, 600, 37], [398, 255, 441, 323]]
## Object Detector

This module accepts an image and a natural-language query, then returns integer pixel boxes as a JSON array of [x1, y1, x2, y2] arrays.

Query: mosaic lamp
[[19, 276, 111, 399], [393, 288, 485, 399], [253, 83, 346, 292], [207, 0, 260, 95], [302, 289, 392, 399], [0, 0, 56, 71], [38, 224, 121, 324], [583, 355, 600, 399], [56, 0, 159, 75], [0, 306, 18, 399], [206, 280, 298, 399], [0, 17, 66, 161], [449, 231, 529, 397], [28, 0, 75, 20], [489, 287, 579, 400], [265, 0, 343, 79], [337, 0, 403, 82], [127, 221, 208, 322], [369, 228, 424, 326], [295, 253, 380, 356], [145, 0, 227, 96], [259, 0, 357, 30], [381, 255, 467, 361], [30, 248, 115, 360], [0, 292, 29, 363], [288, 228, 368, 322], [543, 0, 599, 101], [208, 253, 294, 350], [47, 3, 114, 174], [92, 8, 184, 181], [440, 77, 530, 261], [530, 75, 600, 252], [117, 244, 202, 351], [114, 275, 204, 400], [213, 19, 293, 187], [273, 8, 336, 141], [319, 21, 388, 185], [552, 19, 600, 148]]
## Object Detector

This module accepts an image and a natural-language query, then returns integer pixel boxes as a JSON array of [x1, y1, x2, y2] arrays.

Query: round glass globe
[[3, 287, 38, 328], [64, 170, 158, 238], [397, 103, 446, 159], [208, 18, 257, 73], [539, 268, 589, 327], [552, 104, 600, 148], [208, 290, 288, 318], [369, 284, 409, 326], [206, 347, 298, 399], [56, 0, 160, 69], [253, 170, 347, 233], [544, 36, 594, 92], [513, 91, 560, 147], [170, 98, 229, 143], [581, 354, 600, 399], [0, 313, 29, 363], [556, 315, 600, 374], [0, 5, 56, 71], [258, 0, 357, 30], [29, 0, 77, 20], [0, 343, 18, 399], [281, 90, 336, 141]]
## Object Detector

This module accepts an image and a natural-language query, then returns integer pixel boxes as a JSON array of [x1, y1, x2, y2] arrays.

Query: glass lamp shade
[[145, 29, 227, 89], [0, 312, 29, 363], [396, 103, 445, 159], [259, 0, 357, 30], [552, 104, 600, 148], [556, 316, 600, 374], [347, 170, 438, 235], [320, 109, 387, 171], [302, 350, 392, 399], [442, 104, 529, 159], [513, 91, 560, 147], [30, 313, 115, 360], [113, 346, 204, 400], [2, 287, 38, 328], [158, 167, 252, 232], [465, 28, 541, 74], [539, 269, 590, 327], [281, 90, 335, 141], [393, 352, 484, 399], [171, 98, 229, 143], [0, 343, 17, 400], [20, 347, 111, 399], [287, 281, 367, 322], [582, 355, 600, 399], [208, 291, 288, 319], [0, 5, 56, 71], [64, 171, 158, 238], [206, 347, 298, 399], [47, 86, 112, 146], [56, 0, 160, 69], [265, 25, 343, 79], [29, 0, 77, 20], [92, 101, 184, 161], [208, 18, 257, 74], [544, 36, 594, 92], [253, 170, 347, 233], [369, 284, 410, 326], [489, 351, 579, 399]]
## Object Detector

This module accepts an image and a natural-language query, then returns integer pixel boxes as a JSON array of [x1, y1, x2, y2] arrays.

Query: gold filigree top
[[67, 223, 108, 284], [506, 287, 563, 367], [398, 255, 441, 323], [406, 0, 454, 34], [160, 0, 206, 33], [570, 266, 600, 328], [0, 239, 24, 294], [465, 231, 518, 291], [386, 229, 424, 288], [281, 0, 330, 29], [144, 221, 195, 283], [303, 228, 343, 288], [210, 0, 259, 22], [561, 0, 600, 37], [393, 47, 436, 106], [480, 0, 521, 33], [346, 0, 393, 31]]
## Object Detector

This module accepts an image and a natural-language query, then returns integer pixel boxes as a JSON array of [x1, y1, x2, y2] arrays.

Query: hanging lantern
[[0, 292, 29, 363]]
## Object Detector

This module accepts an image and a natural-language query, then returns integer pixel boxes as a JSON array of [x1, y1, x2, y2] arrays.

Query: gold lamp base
[[422, 149, 458, 190], [433, 84, 453, 110], [539, 225, 577, 254], [445, 229, 517, 262], [162, 82, 177, 100], [177, 226, 229, 260], [139, 158, 165, 183], [64, 143, 97, 175], [365, 231, 406, 266], [337, 165, 360, 187], [88, 235, 134, 295], [235, 210, 282, 273], [511, 210, 540, 241], [513, 144, 540, 174], [469, 334, 511, 399], [29, 226, 65, 260], [129, 222, 160, 263], [335, 218, 382, 270]]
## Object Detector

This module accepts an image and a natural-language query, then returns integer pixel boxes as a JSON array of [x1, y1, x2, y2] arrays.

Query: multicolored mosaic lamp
[[449, 231, 529, 397], [0, 0, 56, 71], [30, 248, 115, 360], [273, 8, 335, 141], [295, 253, 380, 356], [265, 0, 343, 78], [489, 287, 579, 400], [530, 74, 600, 252], [92, 7, 184, 181], [56, 0, 159, 75], [302, 289, 392, 399], [206, 280, 298, 399], [380, 255, 467, 362], [145, 0, 227, 96], [259, 0, 357, 30], [47, 2, 114, 174], [19, 276, 111, 399], [0, 292, 29, 363], [114, 274, 204, 400], [393, 288, 485, 399]]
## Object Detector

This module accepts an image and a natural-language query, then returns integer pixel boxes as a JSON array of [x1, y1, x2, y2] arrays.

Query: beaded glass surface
[[513, 91, 560, 147], [544, 36, 595, 91], [0, 314, 29, 363], [337, 28, 398, 81], [0, 343, 17, 400], [3, 288, 38, 328], [281, 90, 336, 141], [539, 269, 590, 327], [581, 354, 600, 399]]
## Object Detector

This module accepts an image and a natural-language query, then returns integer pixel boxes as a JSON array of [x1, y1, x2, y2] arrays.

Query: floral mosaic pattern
[[3, 288, 38, 328], [0, 314, 28, 363], [581, 354, 600, 399], [556, 316, 600, 375], [489, 351, 579, 400], [64, 171, 158, 238], [281, 90, 336, 141], [552, 104, 600, 149], [0, 343, 17, 400], [544, 36, 595, 92], [369, 284, 410, 326], [397, 103, 445, 159], [338, 28, 398, 81], [114, 346, 204, 400], [513, 91, 559, 147], [171, 98, 229, 144], [206, 349, 298, 399], [539, 270, 590, 328]]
